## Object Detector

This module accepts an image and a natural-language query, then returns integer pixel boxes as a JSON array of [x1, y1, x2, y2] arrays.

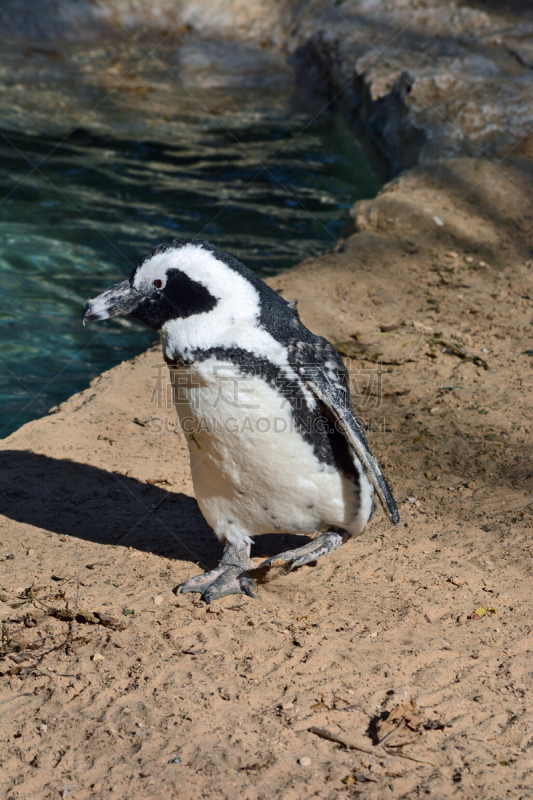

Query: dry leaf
[[376, 699, 425, 747]]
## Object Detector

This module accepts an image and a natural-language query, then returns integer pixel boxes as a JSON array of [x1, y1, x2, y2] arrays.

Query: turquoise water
[[0, 48, 381, 437]]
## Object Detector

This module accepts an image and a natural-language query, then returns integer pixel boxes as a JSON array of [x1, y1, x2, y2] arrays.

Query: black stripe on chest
[[165, 346, 359, 484]]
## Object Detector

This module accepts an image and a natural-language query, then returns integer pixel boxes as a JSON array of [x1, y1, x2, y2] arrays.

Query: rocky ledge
[[1, 0, 532, 173], [287, 0, 533, 172]]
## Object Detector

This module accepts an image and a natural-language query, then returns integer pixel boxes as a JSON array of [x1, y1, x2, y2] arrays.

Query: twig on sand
[[308, 726, 372, 754], [374, 719, 406, 750], [309, 720, 436, 767]]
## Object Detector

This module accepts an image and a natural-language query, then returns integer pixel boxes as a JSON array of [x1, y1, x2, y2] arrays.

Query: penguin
[[83, 239, 399, 602]]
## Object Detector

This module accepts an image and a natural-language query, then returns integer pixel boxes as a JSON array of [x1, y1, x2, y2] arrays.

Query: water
[[0, 36, 382, 438]]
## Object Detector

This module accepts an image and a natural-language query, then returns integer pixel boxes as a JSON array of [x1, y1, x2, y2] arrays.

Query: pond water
[[0, 35, 382, 437]]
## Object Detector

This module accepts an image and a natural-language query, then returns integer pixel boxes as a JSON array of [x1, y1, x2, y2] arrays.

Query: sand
[[1, 157, 532, 799]]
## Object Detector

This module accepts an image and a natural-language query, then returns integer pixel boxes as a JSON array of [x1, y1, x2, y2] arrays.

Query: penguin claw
[[175, 567, 224, 595], [259, 530, 346, 571], [203, 568, 257, 603], [176, 565, 257, 604]]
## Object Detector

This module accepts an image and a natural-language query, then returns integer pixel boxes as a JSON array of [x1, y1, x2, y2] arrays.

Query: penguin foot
[[176, 565, 256, 603], [175, 542, 256, 603], [259, 529, 347, 570]]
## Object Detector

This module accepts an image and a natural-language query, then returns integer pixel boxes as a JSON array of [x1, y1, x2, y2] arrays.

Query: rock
[[92, 653, 105, 662], [299, 757, 312, 766], [0, 0, 287, 45], [289, 2, 533, 171]]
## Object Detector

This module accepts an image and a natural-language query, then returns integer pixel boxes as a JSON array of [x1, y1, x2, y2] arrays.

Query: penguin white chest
[[169, 360, 364, 547]]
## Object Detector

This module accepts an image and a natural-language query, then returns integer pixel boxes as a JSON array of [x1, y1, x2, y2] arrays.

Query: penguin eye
[[153, 279, 163, 289]]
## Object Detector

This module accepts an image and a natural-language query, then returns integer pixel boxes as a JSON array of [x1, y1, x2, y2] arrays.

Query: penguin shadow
[[0, 450, 311, 570]]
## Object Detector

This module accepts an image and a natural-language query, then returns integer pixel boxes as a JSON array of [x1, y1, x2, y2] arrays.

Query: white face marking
[[138, 244, 278, 356], [132, 259, 168, 293]]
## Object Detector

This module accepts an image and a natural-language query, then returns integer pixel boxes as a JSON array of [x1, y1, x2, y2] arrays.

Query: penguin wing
[[293, 337, 400, 525]]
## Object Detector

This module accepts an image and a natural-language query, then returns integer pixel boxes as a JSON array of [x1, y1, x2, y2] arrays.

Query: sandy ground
[[1, 157, 533, 800]]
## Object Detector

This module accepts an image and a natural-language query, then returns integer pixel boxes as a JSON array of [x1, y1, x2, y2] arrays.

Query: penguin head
[[83, 238, 298, 360], [82, 239, 257, 332]]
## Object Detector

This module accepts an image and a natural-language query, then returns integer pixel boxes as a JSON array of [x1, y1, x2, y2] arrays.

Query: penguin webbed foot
[[175, 542, 256, 604], [259, 529, 347, 570]]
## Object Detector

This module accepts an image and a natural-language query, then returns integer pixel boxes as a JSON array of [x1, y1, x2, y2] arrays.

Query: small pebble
[[59, 536, 67, 543], [464, 256, 474, 264], [299, 757, 312, 767], [27, 548, 35, 557], [407, 497, 416, 504], [92, 653, 105, 662], [444, 251, 458, 259], [153, 595, 163, 606], [281, 702, 294, 710], [168, 757, 181, 764]]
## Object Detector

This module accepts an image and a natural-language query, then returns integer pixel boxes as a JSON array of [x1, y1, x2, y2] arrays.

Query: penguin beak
[[82, 280, 140, 325]]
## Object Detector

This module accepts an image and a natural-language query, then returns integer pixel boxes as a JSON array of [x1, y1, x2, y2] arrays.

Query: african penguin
[[83, 239, 399, 603]]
